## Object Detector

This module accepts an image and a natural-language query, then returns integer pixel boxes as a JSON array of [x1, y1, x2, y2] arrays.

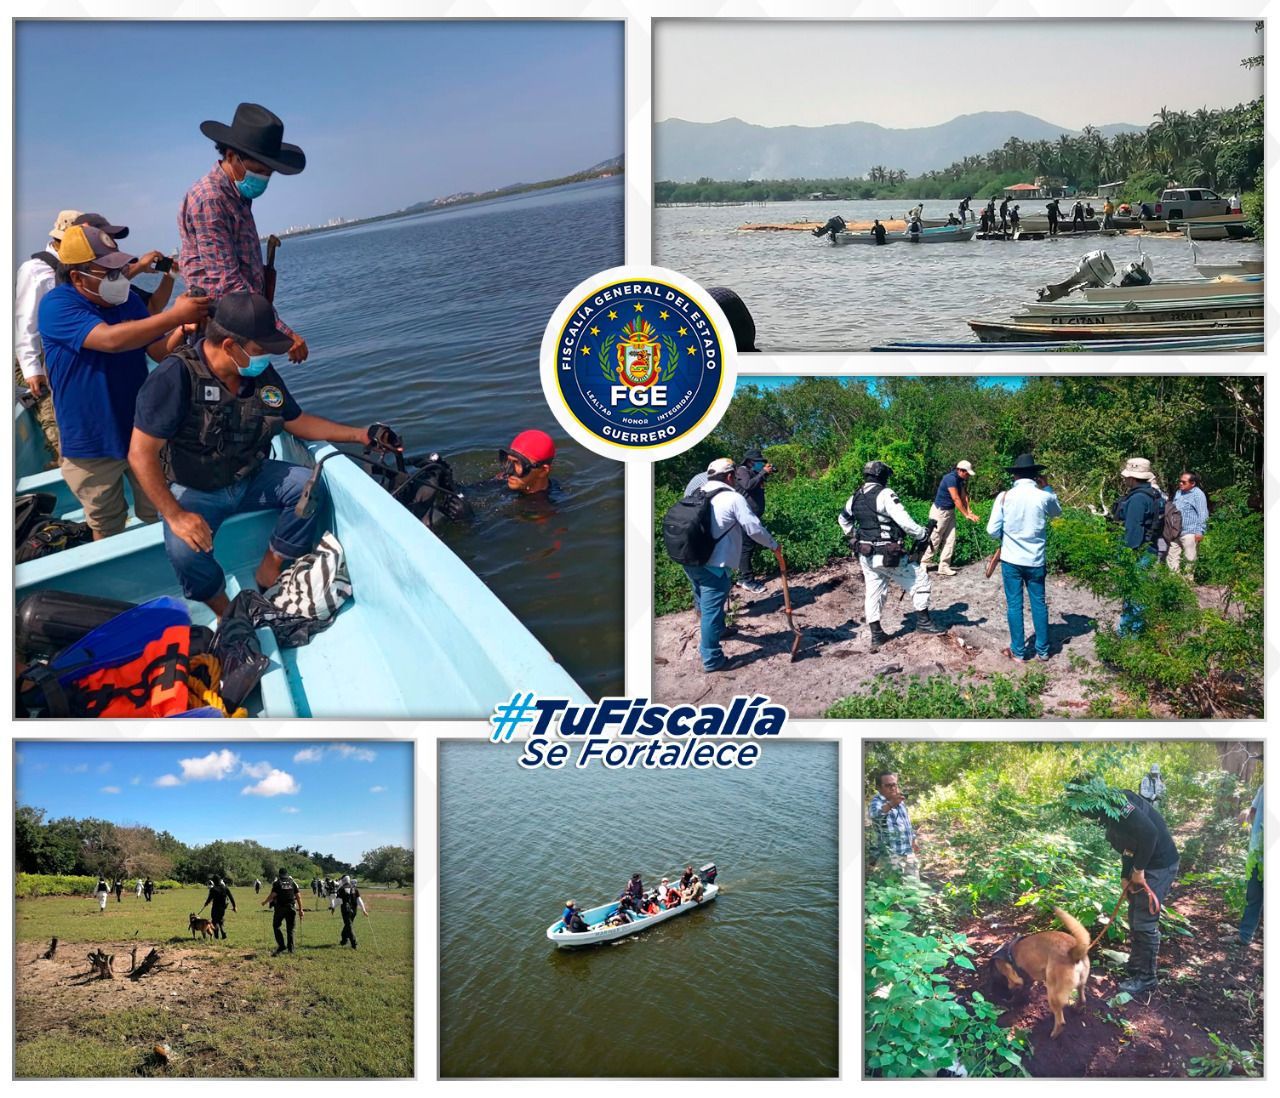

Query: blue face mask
[[237, 170, 270, 200], [753, 461, 765, 472], [235, 345, 274, 377]]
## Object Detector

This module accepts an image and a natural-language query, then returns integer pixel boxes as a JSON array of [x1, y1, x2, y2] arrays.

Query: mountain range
[[655, 113, 1144, 181]]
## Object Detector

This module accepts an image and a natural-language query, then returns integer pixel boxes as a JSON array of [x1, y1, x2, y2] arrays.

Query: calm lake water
[[654, 200, 1263, 351], [259, 178, 624, 696], [438, 740, 839, 1077]]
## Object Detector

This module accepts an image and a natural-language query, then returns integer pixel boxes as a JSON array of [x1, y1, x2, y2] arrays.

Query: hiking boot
[[1118, 937, 1159, 994], [913, 609, 945, 634], [868, 622, 889, 653], [736, 577, 765, 593], [272, 947, 285, 956], [937, 566, 958, 577], [1117, 972, 1158, 994]]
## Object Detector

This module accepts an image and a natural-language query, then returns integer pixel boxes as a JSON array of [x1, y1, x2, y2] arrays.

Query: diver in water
[[499, 430, 556, 496]]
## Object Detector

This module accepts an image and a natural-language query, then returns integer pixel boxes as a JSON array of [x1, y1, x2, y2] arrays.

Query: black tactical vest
[[846, 481, 905, 546], [272, 876, 299, 911], [160, 344, 285, 491]]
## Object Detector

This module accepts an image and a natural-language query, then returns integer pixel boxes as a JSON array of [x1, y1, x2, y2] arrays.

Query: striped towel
[[267, 532, 352, 621]]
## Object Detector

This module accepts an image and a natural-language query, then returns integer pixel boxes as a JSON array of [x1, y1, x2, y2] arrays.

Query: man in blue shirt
[[1166, 470, 1209, 573], [920, 459, 979, 576], [128, 293, 399, 618], [1112, 457, 1164, 634], [868, 772, 919, 878], [986, 453, 1062, 661], [37, 224, 209, 537]]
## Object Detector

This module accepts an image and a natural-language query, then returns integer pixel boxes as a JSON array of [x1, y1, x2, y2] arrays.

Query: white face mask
[[82, 269, 131, 306]]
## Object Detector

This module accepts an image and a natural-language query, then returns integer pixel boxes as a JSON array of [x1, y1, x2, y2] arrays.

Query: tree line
[[15, 805, 413, 886]]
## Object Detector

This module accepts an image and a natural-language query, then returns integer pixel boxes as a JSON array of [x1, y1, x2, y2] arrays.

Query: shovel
[[773, 547, 804, 661]]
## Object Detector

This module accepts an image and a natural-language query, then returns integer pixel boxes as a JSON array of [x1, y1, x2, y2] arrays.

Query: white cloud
[[242, 769, 300, 797], [293, 748, 324, 763], [369, 785, 386, 794], [240, 760, 273, 779], [97, 762, 112, 774], [179, 749, 240, 782], [154, 774, 182, 787], [130, 775, 141, 785], [100, 786, 121, 794], [281, 806, 301, 814], [333, 743, 377, 763]]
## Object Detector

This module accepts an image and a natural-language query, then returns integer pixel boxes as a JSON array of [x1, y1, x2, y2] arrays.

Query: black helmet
[[863, 460, 892, 485]]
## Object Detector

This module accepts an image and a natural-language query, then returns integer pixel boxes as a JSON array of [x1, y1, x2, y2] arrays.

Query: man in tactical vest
[[261, 867, 304, 955], [129, 292, 403, 618], [336, 875, 368, 949], [197, 876, 238, 939], [837, 460, 944, 653]]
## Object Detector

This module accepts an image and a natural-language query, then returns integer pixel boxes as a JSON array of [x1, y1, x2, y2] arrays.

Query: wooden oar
[[773, 547, 804, 661], [985, 547, 1002, 578]]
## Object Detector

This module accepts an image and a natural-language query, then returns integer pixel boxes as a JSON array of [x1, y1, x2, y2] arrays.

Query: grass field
[[15, 885, 413, 1078]]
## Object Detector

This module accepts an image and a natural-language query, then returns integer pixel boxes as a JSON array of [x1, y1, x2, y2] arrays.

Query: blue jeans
[[1000, 560, 1049, 659], [682, 564, 734, 671], [165, 460, 325, 601], [1239, 864, 1263, 943]]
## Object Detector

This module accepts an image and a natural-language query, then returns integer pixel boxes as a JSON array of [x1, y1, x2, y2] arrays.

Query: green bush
[[865, 878, 1029, 1077], [16, 873, 180, 899], [1193, 484, 1264, 595], [828, 670, 1048, 720]]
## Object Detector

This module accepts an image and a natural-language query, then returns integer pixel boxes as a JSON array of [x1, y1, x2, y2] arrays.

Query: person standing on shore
[[920, 460, 979, 577], [733, 448, 774, 592], [998, 197, 1010, 235], [95, 876, 109, 912], [179, 103, 309, 364], [987, 453, 1061, 662], [1166, 471, 1208, 573]]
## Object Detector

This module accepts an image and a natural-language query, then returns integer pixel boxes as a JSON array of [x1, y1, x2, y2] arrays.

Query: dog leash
[[1087, 879, 1161, 952]]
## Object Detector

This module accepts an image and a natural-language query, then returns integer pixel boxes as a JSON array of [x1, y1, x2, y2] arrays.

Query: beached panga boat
[[831, 225, 976, 245], [874, 332, 1263, 353], [15, 403, 587, 718], [547, 865, 720, 948], [1018, 296, 1262, 322], [1194, 258, 1262, 280], [966, 316, 1262, 343]]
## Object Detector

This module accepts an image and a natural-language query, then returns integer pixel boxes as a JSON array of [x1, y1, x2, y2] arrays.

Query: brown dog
[[189, 913, 215, 940], [989, 907, 1091, 1038]]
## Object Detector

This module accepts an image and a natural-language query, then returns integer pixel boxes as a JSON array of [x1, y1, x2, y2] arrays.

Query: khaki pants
[[1166, 534, 1200, 572], [919, 504, 957, 569], [876, 852, 920, 879], [60, 456, 159, 536], [14, 362, 59, 459]]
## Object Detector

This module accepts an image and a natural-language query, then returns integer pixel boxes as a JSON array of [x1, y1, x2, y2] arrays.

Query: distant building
[[1097, 181, 1127, 198], [1004, 177, 1071, 200], [809, 191, 839, 201]]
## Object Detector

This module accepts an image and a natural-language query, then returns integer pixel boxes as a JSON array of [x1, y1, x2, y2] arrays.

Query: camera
[[153, 256, 174, 273]]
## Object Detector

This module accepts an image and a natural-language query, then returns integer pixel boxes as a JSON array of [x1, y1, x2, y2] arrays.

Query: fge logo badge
[[540, 267, 738, 461]]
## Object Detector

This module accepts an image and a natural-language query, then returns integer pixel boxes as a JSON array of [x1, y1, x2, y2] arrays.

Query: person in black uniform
[[113, 878, 124, 902], [198, 876, 238, 940], [261, 867, 304, 955], [143, 876, 154, 902], [254, 877, 261, 895], [1046, 198, 1062, 236], [733, 448, 774, 592], [336, 875, 367, 949], [1073, 784, 1180, 994]]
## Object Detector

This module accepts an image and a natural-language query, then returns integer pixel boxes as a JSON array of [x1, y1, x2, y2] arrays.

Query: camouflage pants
[[14, 361, 59, 459]]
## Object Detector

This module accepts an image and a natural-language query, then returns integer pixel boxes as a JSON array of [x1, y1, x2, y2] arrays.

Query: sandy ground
[[947, 886, 1263, 1077], [653, 558, 1129, 717]]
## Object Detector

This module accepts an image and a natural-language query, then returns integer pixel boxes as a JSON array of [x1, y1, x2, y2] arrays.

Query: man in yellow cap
[[37, 224, 209, 538]]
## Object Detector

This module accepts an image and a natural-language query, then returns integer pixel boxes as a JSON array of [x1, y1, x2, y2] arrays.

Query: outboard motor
[[700, 862, 718, 885], [1119, 259, 1153, 287], [811, 214, 847, 242], [1037, 250, 1117, 302]]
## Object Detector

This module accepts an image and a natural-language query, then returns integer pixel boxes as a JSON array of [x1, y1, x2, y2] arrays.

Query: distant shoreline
[[273, 163, 623, 242]]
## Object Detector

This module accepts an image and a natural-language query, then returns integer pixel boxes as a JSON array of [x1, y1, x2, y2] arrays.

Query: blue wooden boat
[[546, 865, 720, 948], [874, 332, 1264, 353], [15, 403, 587, 718], [831, 225, 976, 245]]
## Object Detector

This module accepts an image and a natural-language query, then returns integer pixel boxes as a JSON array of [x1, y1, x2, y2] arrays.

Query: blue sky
[[14, 20, 622, 261], [15, 741, 413, 863]]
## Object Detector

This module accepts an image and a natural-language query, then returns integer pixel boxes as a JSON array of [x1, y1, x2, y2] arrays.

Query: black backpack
[[662, 488, 733, 566], [1161, 497, 1183, 543], [16, 518, 93, 563]]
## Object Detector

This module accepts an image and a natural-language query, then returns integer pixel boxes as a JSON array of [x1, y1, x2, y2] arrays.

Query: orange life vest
[[71, 624, 192, 717]]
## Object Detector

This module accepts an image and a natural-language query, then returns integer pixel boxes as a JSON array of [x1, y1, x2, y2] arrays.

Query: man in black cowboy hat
[[985, 454, 1061, 662], [733, 446, 774, 592], [178, 103, 309, 364]]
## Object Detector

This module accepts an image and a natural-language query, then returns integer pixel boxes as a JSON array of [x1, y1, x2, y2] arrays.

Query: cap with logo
[[211, 292, 293, 355], [57, 224, 136, 270]]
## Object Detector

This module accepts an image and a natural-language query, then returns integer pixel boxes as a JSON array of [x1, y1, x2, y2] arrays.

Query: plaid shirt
[[177, 163, 296, 339], [868, 793, 915, 857]]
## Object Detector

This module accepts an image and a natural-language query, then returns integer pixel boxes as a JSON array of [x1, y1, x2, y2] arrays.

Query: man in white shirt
[[14, 209, 83, 456], [986, 453, 1062, 661], [1139, 763, 1166, 807], [838, 460, 942, 652], [681, 457, 779, 672]]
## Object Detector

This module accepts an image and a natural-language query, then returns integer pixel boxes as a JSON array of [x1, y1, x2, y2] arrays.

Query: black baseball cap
[[212, 293, 293, 355]]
